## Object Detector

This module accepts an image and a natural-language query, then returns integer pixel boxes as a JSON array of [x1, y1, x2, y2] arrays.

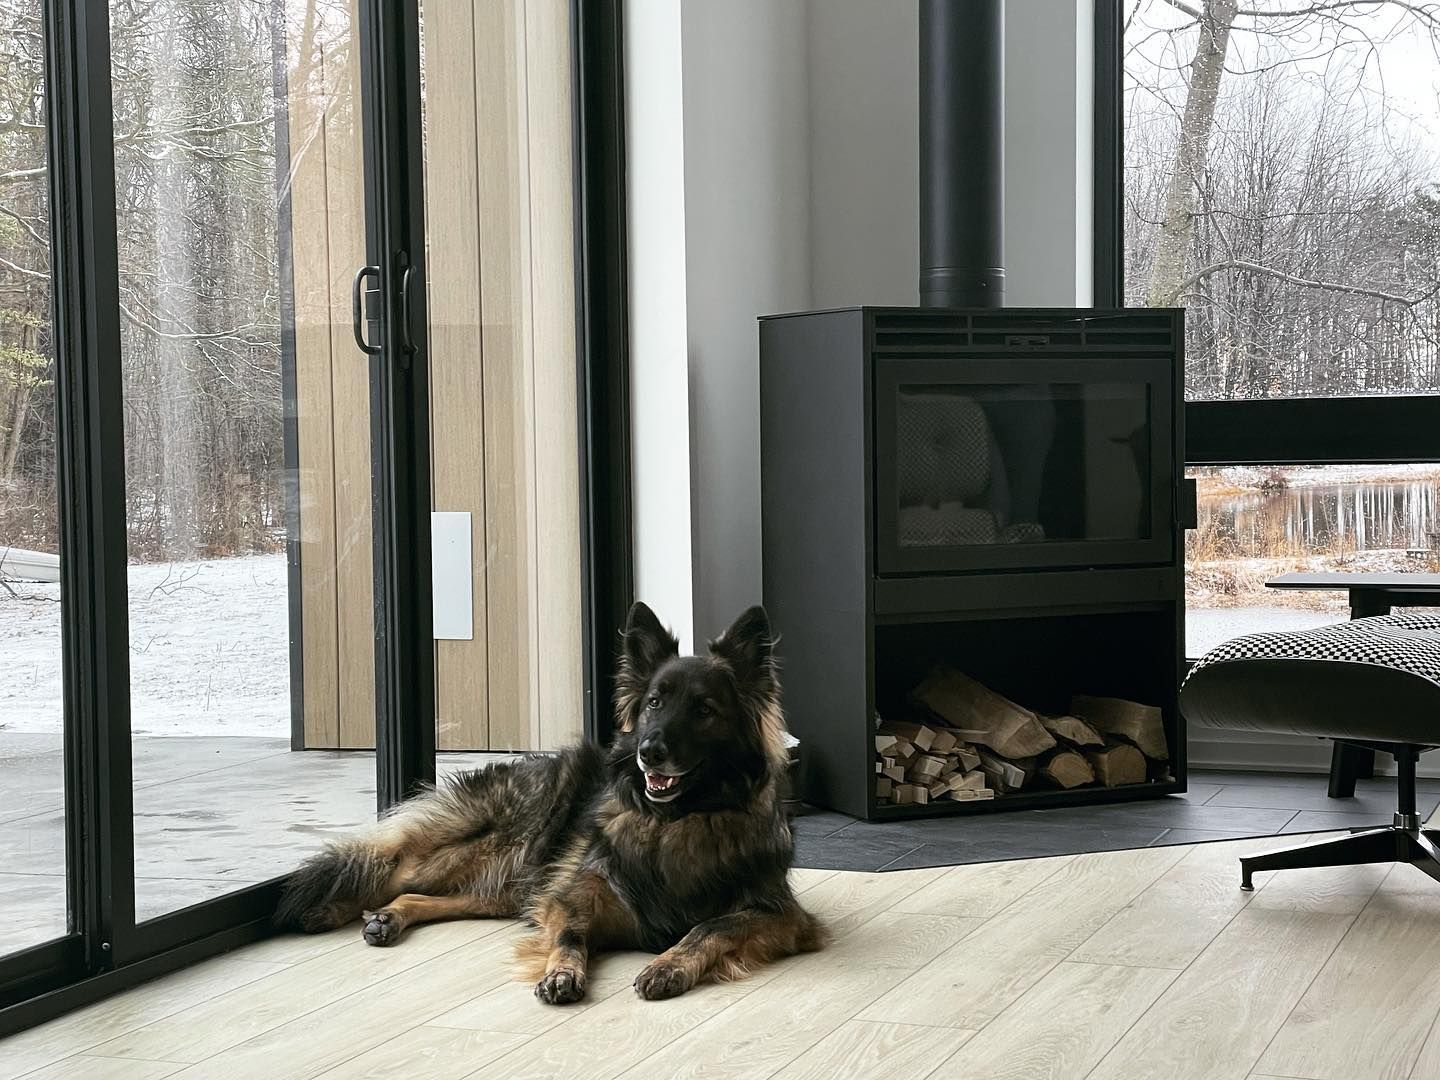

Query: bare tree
[[1128, 0, 1440, 399]]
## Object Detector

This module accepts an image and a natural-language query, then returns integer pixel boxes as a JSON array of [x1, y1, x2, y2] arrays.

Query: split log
[[875, 733, 900, 756], [877, 721, 937, 753], [908, 754, 948, 782], [955, 745, 981, 772], [945, 787, 996, 802], [1039, 713, 1104, 750], [882, 764, 906, 784], [929, 728, 960, 754], [1086, 743, 1147, 787], [1039, 750, 1096, 790], [947, 769, 987, 793], [894, 783, 915, 805], [1072, 695, 1168, 761], [977, 750, 1028, 793], [875, 777, 893, 799], [912, 667, 1056, 759]]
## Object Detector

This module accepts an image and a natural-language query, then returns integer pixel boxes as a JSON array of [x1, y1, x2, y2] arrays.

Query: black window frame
[[0, 0, 632, 1034]]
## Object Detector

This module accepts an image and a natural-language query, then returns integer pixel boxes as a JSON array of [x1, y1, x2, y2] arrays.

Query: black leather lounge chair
[[1181, 612, 1440, 890]]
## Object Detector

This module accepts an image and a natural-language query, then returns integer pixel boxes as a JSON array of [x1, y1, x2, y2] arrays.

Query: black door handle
[[351, 264, 381, 355], [399, 264, 417, 354]]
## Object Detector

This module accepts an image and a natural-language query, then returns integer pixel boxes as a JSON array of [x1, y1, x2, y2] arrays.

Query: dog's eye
[[646, 695, 662, 710], [697, 703, 713, 718]]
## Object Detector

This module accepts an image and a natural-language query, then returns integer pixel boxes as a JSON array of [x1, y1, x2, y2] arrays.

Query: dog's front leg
[[634, 905, 824, 1000], [525, 871, 629, 1005]]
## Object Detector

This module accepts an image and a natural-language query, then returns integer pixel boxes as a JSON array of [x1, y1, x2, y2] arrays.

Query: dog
[[274, 602, 825, 1003]]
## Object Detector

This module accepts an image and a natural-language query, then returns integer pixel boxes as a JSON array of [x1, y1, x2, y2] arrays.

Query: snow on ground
[[0, 553, 290, 737]]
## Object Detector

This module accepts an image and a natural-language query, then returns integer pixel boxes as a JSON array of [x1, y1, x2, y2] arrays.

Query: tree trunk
[[0, 385, 32, 484], [1146, 0, 1238, 308]]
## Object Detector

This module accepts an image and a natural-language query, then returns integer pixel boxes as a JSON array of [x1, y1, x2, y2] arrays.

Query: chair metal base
[[1240, 824, 1440, 891]]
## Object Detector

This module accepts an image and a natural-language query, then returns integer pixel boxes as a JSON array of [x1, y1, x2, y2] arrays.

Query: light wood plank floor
[[6, 836, 1440, 1080]]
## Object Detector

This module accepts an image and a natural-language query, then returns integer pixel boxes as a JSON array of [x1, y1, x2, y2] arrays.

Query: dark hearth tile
[[1191, 769, 1440, 794], [1026, 800, 1298, 835], [1207, 785, 1440, 817], [1167, 784, 1224, 805], [1278, 810, 1390, 834], [787, 807, 859, 839], [792, 830, 922, 872], [876, 827, 1168, 871]]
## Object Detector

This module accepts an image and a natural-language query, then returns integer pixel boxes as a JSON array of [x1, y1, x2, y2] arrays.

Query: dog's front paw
[[633, 961, 694, 1001], [535, 966, 586, 1005], [361, 909, 404, 947]]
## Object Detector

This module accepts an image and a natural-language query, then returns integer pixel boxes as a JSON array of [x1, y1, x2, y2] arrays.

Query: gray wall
[[681, 0, 812, 643]]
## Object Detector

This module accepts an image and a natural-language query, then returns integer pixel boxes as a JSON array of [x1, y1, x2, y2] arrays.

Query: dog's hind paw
[[535, 967, 586, 1005], [633, 961, 694, 1001], [361, 909, 403, 947]]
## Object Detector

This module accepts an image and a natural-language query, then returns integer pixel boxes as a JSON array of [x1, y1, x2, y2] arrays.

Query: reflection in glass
[[0, 0, 68, 956], [108, 0, 376, 920]]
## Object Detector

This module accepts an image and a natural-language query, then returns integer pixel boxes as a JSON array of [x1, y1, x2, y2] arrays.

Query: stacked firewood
[[874, 666, 1170, 807]]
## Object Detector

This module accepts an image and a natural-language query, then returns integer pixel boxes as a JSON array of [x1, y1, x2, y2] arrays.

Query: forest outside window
[[1122, 0, 1440, 654]]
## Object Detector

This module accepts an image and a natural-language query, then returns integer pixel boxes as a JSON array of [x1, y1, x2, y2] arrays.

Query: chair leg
[[1239, 827, 1402, 890], [1408, 832, 1440, 885], [1328, 742, 1374, 799]]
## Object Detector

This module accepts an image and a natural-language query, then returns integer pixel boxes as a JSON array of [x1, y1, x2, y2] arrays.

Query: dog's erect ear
[[614, 602, 680, 732], [710, 605, 776, 689], [622, 601, 679, 676]]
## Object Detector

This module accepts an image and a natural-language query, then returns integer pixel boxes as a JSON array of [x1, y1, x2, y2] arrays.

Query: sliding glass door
[[0, 0, 435, 1020]]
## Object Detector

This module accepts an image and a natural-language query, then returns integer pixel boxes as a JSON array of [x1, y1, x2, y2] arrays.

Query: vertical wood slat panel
[[425, 0, 490, 751], [326, 0, 376, 749], [522, 0, 584, 749], [475, 0, 534, 751], [285, 4, 340, 750]]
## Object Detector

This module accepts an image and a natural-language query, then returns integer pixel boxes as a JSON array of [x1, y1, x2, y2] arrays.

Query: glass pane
[[0, 0, 67, 956], [894, 383, 1151, 548], [1186, 464, 1440, 657], [1124, 2, 1440, 400], [109, 0, 376, 921], [420, 0, 585, 762]]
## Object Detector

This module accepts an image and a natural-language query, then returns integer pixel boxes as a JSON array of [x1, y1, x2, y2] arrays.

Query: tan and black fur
[[275, 602, 825, 1003]]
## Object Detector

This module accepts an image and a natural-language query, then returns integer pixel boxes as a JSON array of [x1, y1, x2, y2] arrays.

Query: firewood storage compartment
[[759, 308, 1187, 820]]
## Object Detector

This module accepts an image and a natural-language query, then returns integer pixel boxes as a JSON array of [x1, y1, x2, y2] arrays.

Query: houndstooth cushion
[[1186, 612, 1440, 687], [896, 392, 992, 506], [898, 503, 997, 546]]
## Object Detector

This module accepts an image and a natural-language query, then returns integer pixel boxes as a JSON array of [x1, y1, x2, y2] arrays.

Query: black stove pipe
[[919, 0, 1005, 308]]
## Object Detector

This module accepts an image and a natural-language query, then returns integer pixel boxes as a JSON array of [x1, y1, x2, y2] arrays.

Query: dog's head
[[611, 602, 788, 810]]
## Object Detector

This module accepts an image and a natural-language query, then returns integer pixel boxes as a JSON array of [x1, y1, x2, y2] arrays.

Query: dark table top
[[1266, 572, 1440, 591]]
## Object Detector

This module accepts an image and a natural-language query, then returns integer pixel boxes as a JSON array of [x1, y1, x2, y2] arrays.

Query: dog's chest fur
[[593, 797, 786, 949]]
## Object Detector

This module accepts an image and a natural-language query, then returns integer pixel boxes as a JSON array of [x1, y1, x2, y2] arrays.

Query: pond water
[[1198, 478, 1440, 557]]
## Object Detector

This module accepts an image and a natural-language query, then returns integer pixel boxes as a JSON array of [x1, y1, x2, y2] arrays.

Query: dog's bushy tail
[[274, 837, 397, 933]]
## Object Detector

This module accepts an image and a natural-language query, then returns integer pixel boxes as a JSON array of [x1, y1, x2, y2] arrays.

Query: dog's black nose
[[638, 733, 668, 767]]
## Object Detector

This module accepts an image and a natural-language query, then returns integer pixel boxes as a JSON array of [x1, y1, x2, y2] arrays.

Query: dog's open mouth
[[638, 760, 690, 803]]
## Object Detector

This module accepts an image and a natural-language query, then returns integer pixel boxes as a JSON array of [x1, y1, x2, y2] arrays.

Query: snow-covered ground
[[0, 553, 290, 736]]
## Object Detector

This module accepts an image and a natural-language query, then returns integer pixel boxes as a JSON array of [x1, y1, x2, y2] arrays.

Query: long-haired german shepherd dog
[[275, 602, 825, 1003]]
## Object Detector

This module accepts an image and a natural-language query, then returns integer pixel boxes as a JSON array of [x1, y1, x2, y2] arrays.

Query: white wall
[[624, 0, 695, 652], [680, 0, 812, 645]]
